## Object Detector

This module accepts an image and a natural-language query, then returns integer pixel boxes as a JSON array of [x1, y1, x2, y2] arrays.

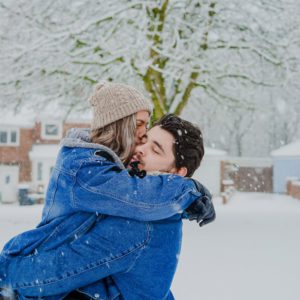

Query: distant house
[[0, 110, 90, 203], [271, 141, 300, 193], [193, 147, 227, 195]]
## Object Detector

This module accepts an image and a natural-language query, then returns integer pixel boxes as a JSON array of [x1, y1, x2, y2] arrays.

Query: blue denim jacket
[[0, 129, 207, 299], [3, 215, 182, 300]]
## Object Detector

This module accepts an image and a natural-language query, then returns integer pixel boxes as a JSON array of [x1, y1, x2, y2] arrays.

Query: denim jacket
[[0, 129, 208, 299], [2, 216, 182, 300]]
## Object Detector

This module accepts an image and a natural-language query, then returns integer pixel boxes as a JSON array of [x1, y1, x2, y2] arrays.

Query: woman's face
[[135, 110, 150, 145]]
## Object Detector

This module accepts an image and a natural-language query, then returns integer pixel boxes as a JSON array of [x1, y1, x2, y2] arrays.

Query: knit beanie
[[89, 80, 153, 130]]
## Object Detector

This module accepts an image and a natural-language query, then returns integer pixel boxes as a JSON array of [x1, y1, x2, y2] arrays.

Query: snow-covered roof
[[224, 157, 272, 167], [0, 108, 35, 128], [271, 141, 300, 158], [29, 144, 61, 160], [205, 147, 227, 156], [1, 106, 91, 128]]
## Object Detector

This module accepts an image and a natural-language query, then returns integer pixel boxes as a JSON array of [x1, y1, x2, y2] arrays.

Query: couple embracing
[[0, 81, 215, 300]]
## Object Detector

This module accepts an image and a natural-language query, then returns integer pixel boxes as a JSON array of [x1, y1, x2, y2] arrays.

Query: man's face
[[135, 110, 150, 145], [131, 125, 177, 173]]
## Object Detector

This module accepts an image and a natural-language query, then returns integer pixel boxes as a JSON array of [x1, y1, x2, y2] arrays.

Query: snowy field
[[1, 192, 300, 300]]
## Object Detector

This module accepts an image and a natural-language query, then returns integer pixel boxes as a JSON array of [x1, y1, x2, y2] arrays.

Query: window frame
[[0, 127, 20, 146], [41, 121, 62, 140], [37, 161, 43, 181]]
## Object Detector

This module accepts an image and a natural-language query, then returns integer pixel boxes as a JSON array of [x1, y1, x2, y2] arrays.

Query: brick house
[[0, 112, 90, 203]]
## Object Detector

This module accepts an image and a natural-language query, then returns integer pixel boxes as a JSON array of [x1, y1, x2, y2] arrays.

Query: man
[[0, 114, 215, 300]]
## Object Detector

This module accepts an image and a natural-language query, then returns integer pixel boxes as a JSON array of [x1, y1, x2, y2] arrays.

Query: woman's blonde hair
[[91, 114, 136, 165]]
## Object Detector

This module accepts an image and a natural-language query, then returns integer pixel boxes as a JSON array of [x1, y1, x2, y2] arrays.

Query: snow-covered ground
[[173, 193, 300, 300], [1, 192, 300, 300]]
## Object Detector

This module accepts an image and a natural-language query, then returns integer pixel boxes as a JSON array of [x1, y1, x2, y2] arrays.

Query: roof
[[29, 144, 61, 160], [223, 157, 272, 167], [271, 141, 300, 157], [1, 106, 91, 128], [0, 108, 35, 128]]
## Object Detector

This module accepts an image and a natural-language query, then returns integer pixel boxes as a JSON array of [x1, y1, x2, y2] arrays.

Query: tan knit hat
[[89, 80, 153, 129]]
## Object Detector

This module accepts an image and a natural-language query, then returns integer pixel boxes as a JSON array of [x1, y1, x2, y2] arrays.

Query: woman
[[0, 81, 214, 299]]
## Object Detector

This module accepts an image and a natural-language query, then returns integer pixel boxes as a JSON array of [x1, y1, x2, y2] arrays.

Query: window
[[0, 128, 19, 146], [45, 124, 59, 136], [41, 122, 62, 140], [49, 166, 54, 176], [10, 131, 17, 143], [37, 162, 43, 181], [0, 131, 7, 143], [5, 175, 10, 184]]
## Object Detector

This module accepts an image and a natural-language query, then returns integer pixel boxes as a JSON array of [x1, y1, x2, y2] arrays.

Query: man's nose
[[135, 144, 145, 156]]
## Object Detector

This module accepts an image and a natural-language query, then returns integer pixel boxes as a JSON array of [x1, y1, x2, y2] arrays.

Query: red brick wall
[[63, 123, 90, 136], [0, 122, 90, 183], [33, 122, 89, 143], [0, 128, 35, 182], [287, 180, 300, 200], [19, 128, 35, 181], [33, 122, 61, 144]]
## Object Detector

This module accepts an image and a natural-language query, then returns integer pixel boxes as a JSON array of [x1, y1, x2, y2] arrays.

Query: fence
[[287, 178, 300, 200], [220, 158, 273, 203], [221, 158, 273, 192]]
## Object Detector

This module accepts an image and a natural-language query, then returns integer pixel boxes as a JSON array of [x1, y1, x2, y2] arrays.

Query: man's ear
[[176, 167, 187, 177]]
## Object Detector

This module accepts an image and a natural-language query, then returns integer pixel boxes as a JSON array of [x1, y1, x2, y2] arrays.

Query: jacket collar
[[61, 128, 125, 169]]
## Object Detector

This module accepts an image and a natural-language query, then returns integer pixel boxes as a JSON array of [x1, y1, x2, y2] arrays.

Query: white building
[[271, 141, 300, 193], [193, 147, 227, 195], [29, 144, 61, 193]]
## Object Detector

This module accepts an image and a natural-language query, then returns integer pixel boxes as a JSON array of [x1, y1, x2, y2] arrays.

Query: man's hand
[[185, 180, 216, 227], [128, 161, 147, 178]]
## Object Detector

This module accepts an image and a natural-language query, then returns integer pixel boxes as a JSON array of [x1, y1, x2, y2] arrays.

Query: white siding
[[0, 165, 19, 203]]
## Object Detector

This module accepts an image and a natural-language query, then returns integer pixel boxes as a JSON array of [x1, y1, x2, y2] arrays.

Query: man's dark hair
[[154, 114, 204, 177]]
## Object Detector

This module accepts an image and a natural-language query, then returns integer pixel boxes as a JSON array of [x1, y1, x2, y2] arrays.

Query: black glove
[[185, 179, 216, 227], [128, 161, 147, 178]]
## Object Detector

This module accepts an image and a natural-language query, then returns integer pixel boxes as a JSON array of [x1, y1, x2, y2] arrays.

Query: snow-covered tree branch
[[0, 0, 299, 155]]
